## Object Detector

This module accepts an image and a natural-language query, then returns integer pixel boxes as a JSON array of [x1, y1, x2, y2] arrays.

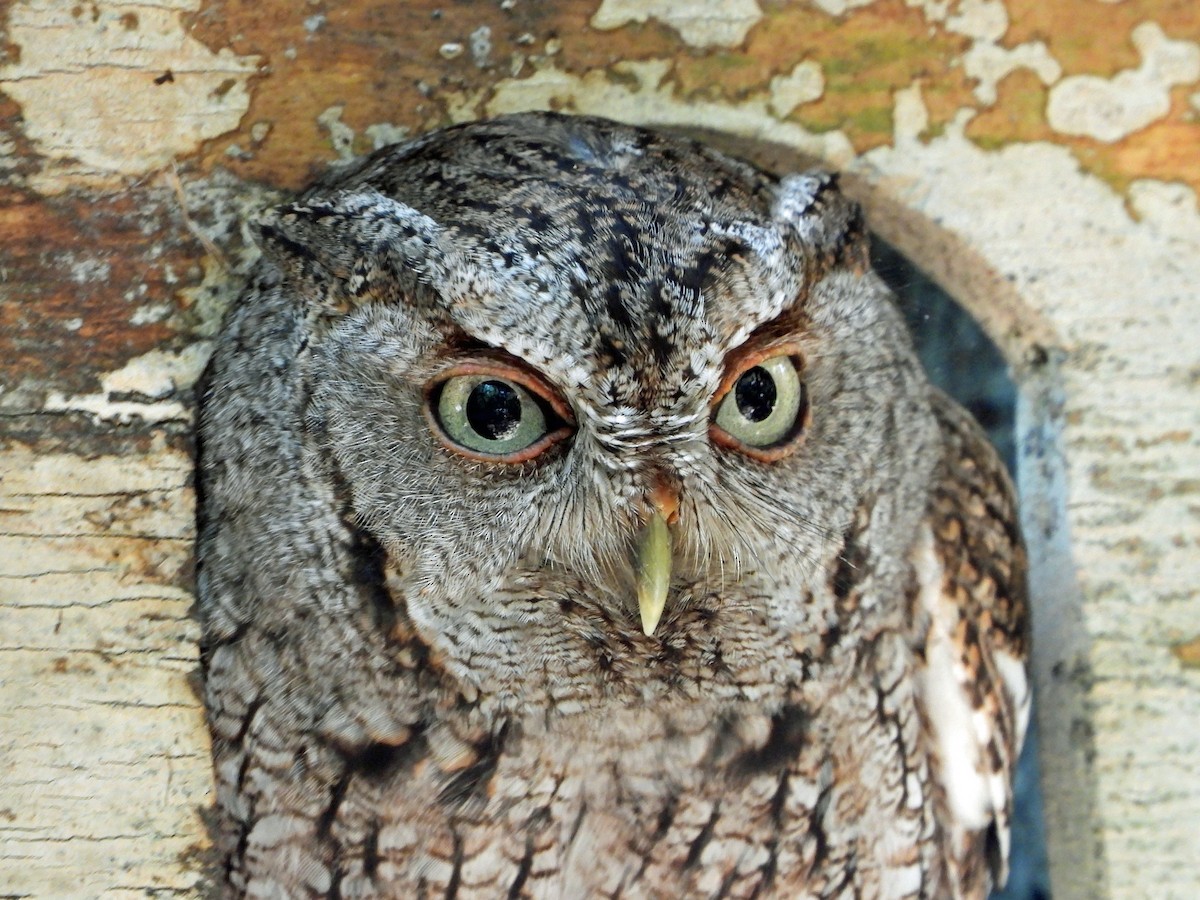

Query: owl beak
[[635, 484, 678, 636]]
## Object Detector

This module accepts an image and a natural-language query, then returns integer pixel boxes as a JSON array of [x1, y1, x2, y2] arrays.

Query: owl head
[[223, 112, 938, 707]]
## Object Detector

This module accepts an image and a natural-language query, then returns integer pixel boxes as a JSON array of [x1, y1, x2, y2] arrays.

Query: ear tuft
[[773, 171, 870, 277], [256, 191, 444, 315]]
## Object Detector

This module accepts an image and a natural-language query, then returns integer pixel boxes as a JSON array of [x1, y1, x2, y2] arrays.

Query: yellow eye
[[427, 361, 573, 463], [711, 350, 807, 460]]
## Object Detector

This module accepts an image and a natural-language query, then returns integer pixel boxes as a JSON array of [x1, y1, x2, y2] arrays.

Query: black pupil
[[735, 367, 777, 422], [466, 380, 522, 441]]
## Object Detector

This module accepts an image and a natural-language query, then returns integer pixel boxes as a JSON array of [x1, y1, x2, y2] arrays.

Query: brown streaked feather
[[916, 389, 1031, 898]]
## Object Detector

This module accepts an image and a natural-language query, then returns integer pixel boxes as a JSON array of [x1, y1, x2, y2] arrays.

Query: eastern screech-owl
[[196, 112, 1030, 899]]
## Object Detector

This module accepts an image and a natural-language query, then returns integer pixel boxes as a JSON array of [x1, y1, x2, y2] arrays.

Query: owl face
[[276, 114, 938, 704]]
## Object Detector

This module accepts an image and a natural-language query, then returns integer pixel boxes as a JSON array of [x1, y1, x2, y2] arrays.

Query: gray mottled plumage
[[195, 112, 1029, 899]]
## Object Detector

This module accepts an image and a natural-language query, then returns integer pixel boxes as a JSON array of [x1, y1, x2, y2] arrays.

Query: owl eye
[[428, 365, 572, 462], [712, 351, 807, 460]]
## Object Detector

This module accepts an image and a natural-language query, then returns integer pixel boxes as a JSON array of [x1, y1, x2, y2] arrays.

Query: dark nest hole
[[871, 238, 1052, 900]]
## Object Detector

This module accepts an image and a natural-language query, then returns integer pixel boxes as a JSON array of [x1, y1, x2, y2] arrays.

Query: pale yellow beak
[[635, 484, 678, 636]]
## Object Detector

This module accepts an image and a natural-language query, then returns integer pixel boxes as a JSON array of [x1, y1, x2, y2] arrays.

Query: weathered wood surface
[[1, 1, 1198, 896]]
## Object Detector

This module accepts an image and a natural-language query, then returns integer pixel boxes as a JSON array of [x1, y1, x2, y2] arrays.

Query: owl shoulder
[[912, 388, 1031, 894]]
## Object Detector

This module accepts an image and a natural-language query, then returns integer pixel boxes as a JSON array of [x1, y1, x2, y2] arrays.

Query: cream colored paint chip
[[962, 39, 1062, 105], [0, 0, 258, 190], [944, 0, 1008, 42], [808, 0, 879, 17], [769, 61, 825, 117], [590, 0, 762, 48], [937, 0, 1063, 106], [44, 343, 211, 425], [892, 82, 930, 142], [1047, 21, 1200, 142]]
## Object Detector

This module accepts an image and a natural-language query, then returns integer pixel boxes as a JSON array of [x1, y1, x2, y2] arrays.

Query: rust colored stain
[[0, 187, 197, 396], [0, 92, 40, 182], [1173, 636, 1200, 669], [2, 0, 1196, 202], [171, 0, 1200, 201], [1107, 86, 1200, 198], [188, 0, 558, 189], [1004, 0, 1200, 78], [965, 69, 1057, 149], [556, 4, 683, 69]]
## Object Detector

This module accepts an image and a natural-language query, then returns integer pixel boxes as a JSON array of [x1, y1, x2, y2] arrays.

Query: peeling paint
[[317, 105, 358, 161], [963, 40, 1061, 105], [470, 25, 494, 69], [931, 0, 1064, 105], [810, 0, 880, 17], [484, 61, 856, 167], [1047, 21, 1200, 142], [0, 442, 209, 895], [1127, 178, 1200, 237], [768, 60, 825, 117], [131, 304, 173, 326], [42, 391, 189, 426], [0, 0, 259, 192], [3, 1, 1200, 895], [70, 259, 113, 285], [314, 110, 411, 156], [892, 81, 930, 142], [858, 104, 1200, 897], [907, 0, 954, 23], [945, 0, 1008, 42], [44, 344, 211, 425], [590, 0, 763, 48], [365, 123, 412, 150]]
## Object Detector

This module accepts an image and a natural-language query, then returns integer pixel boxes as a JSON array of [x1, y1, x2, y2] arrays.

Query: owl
[[195, 112, 1030, 899]]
